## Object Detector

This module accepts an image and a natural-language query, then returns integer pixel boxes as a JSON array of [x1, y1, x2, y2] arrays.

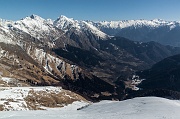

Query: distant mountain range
[[53, 16, 180, 46], [1, 14, 180, 100], [89, 19, 180, 47]]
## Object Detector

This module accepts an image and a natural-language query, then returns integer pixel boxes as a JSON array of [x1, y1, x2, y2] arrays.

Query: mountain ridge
[[90, 18, 180, 29], [88, 18, 180, 46], [1, 14, 180, 101]]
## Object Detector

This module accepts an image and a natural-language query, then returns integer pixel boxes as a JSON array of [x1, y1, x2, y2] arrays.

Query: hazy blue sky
[[0, 0, 180, 21]]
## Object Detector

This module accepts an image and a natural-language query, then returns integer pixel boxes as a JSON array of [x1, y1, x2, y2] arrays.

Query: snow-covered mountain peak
[[30, 14, 40, 19], [56, 15, 78, 24], [54, 15, 80, 31], [23, 14, 45, 22], [19, 14, 47, 27], [59, 15, 74, 21], [12, 14, 55, 39], [47, 19, 54, 25], [91, 19, 164, 29], [54, 15, 108, 39], [151, 19, 171, 25], [91, 19, 180, 30], [152, 18, 165, 22], [81, 21, 108, 39]]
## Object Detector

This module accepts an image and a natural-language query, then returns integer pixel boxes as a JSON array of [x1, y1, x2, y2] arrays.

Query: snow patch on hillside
[[0, 34, 14, 44], [0, 86, 63, 111], [0, 84, 88, 111]]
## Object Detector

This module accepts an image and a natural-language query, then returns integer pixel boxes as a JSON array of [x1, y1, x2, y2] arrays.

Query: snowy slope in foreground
[[0, 97, 180, 119]]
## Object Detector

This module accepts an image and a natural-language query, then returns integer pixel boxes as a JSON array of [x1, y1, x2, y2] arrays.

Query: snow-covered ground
[[0, 77, 88, 111], [0, 97, 180, 119], [0, 86, 63, 111], [1, 77, 180, 119]]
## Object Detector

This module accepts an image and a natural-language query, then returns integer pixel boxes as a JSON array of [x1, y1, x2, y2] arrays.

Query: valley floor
[[0, 97, 180, 119]]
